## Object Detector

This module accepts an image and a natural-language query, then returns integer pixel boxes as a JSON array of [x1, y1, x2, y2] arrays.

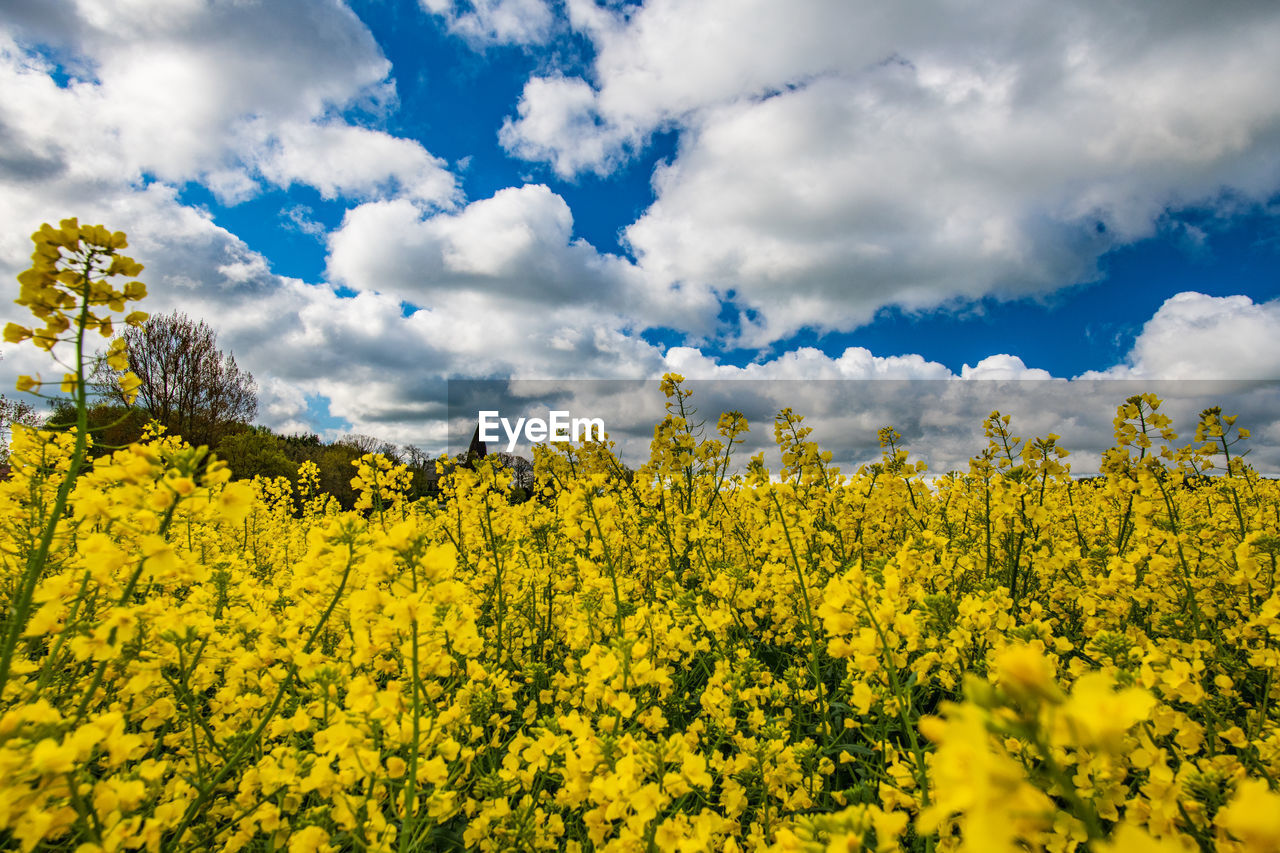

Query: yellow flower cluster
[[3, 225, 1279, 852], [350, 453, 415, 516], [5, 218, 147, 403]]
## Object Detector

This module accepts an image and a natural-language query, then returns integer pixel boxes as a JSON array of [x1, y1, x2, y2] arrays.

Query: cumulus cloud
[[502, 0, 1280, 342], [0, 1, 667, 448], [0, 3, 455, 445], [499, 76, 640, 178], [419, 0, 555, 47], [663, 345, 953, 380], [325, 184, 715, 327], [961, 355, 1055, 381], [0, 2, 457, 209], [0, 185, 670, 448], [1083, 292, 1280, 380], [254, 121, 458, 207]]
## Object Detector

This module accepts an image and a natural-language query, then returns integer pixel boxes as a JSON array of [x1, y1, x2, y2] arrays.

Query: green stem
[[0, 255, 95, 699]]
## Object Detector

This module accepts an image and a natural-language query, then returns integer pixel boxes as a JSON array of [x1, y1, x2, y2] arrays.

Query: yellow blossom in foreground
[[3, 260, 1279, 853], [1217, 779, 1280, 852]]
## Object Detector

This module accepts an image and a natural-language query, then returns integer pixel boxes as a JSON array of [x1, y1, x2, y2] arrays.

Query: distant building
[[462, 423, 487, 469]]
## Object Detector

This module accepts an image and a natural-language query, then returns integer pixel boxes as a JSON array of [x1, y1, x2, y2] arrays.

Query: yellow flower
[[917, 702, 1056, 852], [139, 535, 181, 577], [1059, 672, 1155, 752], [681, 751, 713, 789], [217, 481, 255, 523], [118, 370, 143, 404], [420, 755, 449, 786], [993, 644, 1062, 705], [287, 825, 334, 853], [1095, 823, 1190, 852], [4, 322, 31, 343], [1, 313, 1278, 853], [30, 738, 76, 775], [1218, 779, 1280, 852]]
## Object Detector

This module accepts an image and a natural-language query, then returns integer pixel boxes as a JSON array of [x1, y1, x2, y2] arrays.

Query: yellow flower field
[[2, 221, 1279, 851]]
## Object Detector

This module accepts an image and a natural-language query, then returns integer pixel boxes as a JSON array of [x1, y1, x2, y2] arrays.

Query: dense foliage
[[2, 222, 1278, 852]]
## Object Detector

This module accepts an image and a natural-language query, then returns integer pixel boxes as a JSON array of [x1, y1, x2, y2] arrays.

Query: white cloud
[[0, 4, 455, 445], [0, 2, 457, 209], [0, 3, 668, 448], [502, 0, 1280, 343], [257, 376, 310, 432], [325, 184, 715, 326], [255, 121, 458, 207], [3, 196, 671, 445], [420, 0, 555, 47], [663, 345, 953, 380], [500, 76, 639, 178], [280, 205, 327, 240], [1084, 292, 1280, 380], [961, 355, 1054, 381]]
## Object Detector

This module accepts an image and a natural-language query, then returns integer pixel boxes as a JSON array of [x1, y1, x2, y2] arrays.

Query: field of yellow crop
[[2, 221, 1279, 852]]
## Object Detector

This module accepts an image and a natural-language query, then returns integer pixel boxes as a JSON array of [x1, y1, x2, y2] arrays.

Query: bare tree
[[400, 444, 445, 498], [400, 444, 433, 470], [492, 452, 535, 491], [0, 394, 43, 466], [104, 311, 257, 447], [0, 352, 43, 467], [337, 433, 400, 460]]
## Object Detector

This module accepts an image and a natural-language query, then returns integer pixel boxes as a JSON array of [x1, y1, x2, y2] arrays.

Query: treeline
[[26, 310, 537, 508], [48, 401, 535, 507], [207, 427, 536, 507]]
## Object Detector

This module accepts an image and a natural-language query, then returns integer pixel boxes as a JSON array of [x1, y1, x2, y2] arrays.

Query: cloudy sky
[[2, 0, 1279, 465]]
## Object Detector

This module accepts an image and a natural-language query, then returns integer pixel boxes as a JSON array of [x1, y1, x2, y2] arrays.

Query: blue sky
[[2, 0, 1279, 450]]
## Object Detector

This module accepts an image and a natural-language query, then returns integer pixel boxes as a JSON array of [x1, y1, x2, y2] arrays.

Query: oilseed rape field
[[2, 222, 1279, 853]]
